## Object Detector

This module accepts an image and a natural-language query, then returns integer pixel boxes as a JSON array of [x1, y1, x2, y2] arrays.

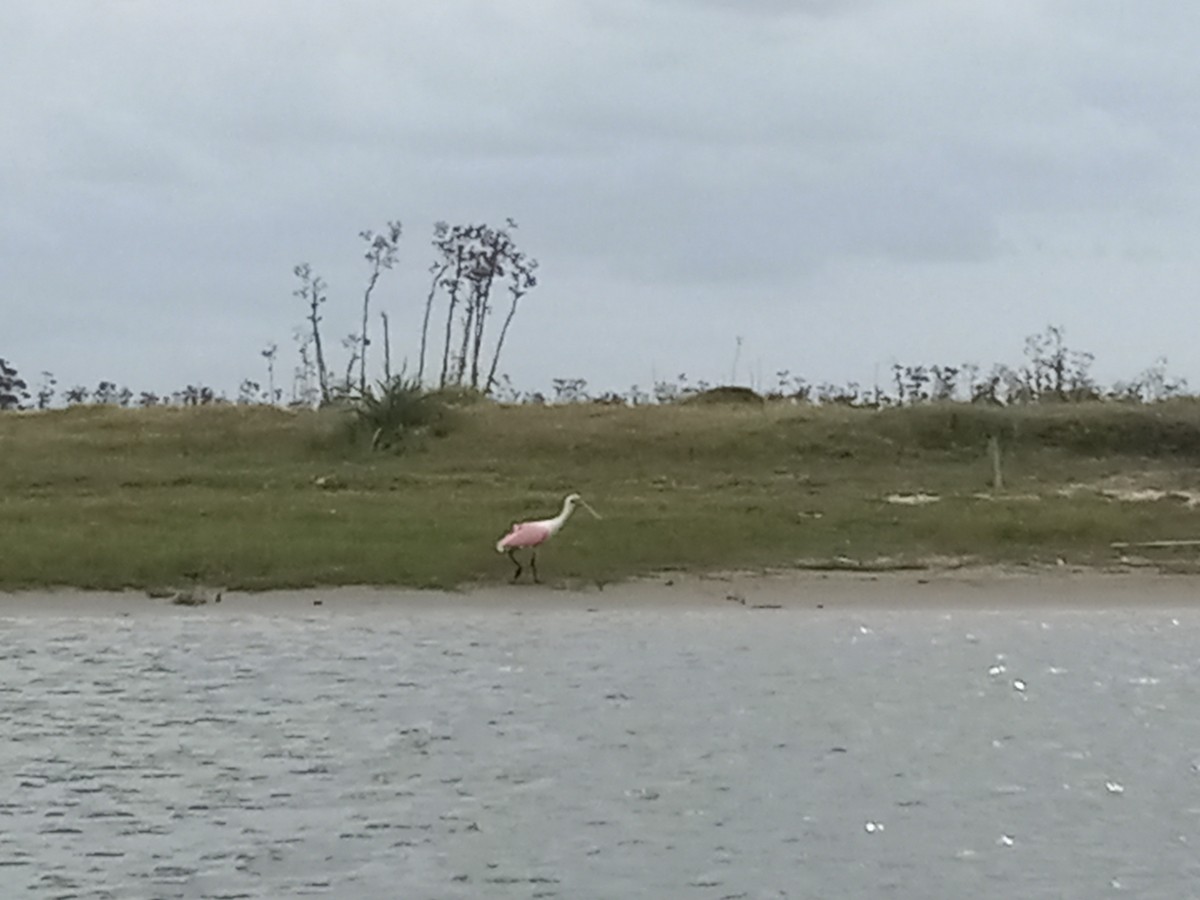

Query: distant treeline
[[0, 325, 1189, 412], [503, 326, 1188, 408]]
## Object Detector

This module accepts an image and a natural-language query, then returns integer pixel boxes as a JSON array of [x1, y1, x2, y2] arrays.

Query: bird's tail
[[496, 525, 516, 553]]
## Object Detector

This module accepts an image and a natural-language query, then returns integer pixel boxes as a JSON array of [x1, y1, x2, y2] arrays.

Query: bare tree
[[291, 326, 319, 407], [176, 385, 216, 406], [35, 371, 56, 410], [484, 236, 538, 393], [293, 264, 330, 403], [1021, 325, 1096, 402], [1113, 357, 1188, 403], [341, 333, 363, 396], [0, 358, 28, 410], [930, 365, 959, 401], [418, 230, 452, 385], [462, 230, 506, 387], [436, 224, 475, 387], [358, 221, 402, 394], [261, 342, 278, 405], [94, 380, 120, 405], [432, 219, 538, 392]]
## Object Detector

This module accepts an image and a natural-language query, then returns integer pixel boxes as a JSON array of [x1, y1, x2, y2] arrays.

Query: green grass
[[3, 400, 1200, 590]]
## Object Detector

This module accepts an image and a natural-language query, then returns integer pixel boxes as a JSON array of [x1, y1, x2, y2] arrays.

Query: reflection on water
[[2, 602, 1199, 898]]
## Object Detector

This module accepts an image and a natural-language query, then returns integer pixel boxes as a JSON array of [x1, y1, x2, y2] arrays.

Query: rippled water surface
[[3, 595, 1200, 898]]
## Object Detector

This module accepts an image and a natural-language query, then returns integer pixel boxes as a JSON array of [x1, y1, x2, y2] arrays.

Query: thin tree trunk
[[485, 291, 522, 394], [440, 298, 456, 387], [418, 262, 448, 385], [308, 302, 328, 403], [380, 310, 391, 383], [298, 342, 313, 406], [455, 296, 474, 386], [470, 293, 486, 390], [439, 248, 465, 388], [360, 268, 380, 395], [469, 268, 497, 390]]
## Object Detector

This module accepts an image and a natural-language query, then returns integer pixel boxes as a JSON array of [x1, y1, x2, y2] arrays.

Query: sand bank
[[2, 565, 1198, 616]]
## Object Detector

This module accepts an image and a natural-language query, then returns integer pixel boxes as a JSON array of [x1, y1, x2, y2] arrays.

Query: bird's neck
[[548, 501, 576, 533]]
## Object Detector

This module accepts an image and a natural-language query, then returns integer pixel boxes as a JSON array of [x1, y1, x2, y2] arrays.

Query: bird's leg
[[530, 549, 540, 584], [506, 549, 523, 583]]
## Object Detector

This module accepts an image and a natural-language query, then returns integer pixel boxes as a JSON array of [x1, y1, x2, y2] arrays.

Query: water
[[3, 592, 1200, 898]]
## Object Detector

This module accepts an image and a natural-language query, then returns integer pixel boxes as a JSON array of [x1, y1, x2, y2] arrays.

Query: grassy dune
[[2, 400, 1200, 590]]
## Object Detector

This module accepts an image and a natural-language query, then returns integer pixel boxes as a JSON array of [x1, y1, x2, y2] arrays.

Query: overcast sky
[[3, 1, 1198, 400]]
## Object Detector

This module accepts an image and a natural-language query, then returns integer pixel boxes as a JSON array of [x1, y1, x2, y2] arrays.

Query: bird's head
[[565, 492, 602, 519]]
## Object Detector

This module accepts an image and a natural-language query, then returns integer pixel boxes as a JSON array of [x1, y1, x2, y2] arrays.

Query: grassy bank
[[2, 400, 1200, 590]]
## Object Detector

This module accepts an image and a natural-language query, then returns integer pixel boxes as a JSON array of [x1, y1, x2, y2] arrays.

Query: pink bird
[[495, 493, 602, 583]]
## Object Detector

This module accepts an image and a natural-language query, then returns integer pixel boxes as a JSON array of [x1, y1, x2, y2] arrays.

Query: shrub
[[351, 379, 456, 451], [679, 386, 765, 406], [873, 399, 1200, 459]]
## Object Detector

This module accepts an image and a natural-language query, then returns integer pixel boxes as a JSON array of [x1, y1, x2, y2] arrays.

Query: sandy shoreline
[[2, 565, 1199, 616]]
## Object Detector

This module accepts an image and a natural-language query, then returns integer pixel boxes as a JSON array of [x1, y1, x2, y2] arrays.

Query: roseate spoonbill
[[495, 493, 601, 583]]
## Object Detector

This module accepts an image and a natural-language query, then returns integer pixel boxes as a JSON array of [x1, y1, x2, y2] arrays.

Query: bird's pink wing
[[497, 521, 552, 549]]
